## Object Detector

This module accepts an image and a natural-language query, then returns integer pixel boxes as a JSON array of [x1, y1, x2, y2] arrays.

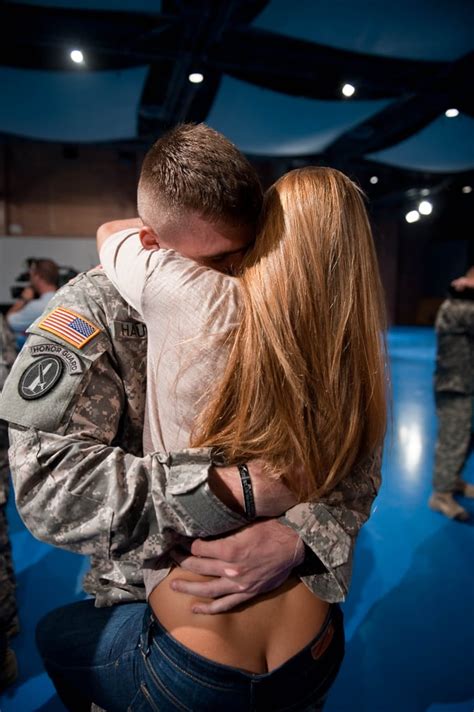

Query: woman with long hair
[[37, 164, 386, 712], [146, 166, 387, 710]]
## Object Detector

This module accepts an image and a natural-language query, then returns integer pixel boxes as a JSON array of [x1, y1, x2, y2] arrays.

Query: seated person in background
[[7, 259, 59, 348]]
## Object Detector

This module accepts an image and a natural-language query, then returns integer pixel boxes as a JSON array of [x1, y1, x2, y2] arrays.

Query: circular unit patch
[[18, 355, 64, 400]]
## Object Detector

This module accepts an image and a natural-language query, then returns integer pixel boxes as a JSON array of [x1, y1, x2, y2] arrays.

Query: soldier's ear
[[139, 226, 160, 251]]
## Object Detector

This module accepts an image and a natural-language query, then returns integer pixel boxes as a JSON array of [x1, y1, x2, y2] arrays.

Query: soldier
[[429, 267, 474, 521], [0, 265, 380, 708], [0, 127, 381, 709], [1, 267, 379, 607], [0, 315, 19, 692]]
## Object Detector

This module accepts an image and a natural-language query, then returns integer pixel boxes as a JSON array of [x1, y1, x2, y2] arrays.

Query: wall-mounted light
[[405, 210, 420, 223], [189, 72, 204, 84], [70, 50, 84, 64], [342, 83, 355, 97], [418, 200, 433, 215], [370, 176, 379, 185]]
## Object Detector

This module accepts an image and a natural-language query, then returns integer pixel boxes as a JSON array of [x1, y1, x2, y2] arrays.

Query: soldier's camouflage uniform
[[433, 296, 474, 492], [0, 268, 381, 606], [0, 315, 18, 654]]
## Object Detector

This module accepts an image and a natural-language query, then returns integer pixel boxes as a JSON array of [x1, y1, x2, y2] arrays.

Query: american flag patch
[[38, 307, 102, 349]]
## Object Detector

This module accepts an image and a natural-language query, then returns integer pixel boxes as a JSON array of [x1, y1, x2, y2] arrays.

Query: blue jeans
[[37, 599, 344, 711]]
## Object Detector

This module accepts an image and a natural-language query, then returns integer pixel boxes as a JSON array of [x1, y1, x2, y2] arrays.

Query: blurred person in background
[[429, 266, 474, 521], [0, 315, 19, 691], [7, 259, 59, 349]]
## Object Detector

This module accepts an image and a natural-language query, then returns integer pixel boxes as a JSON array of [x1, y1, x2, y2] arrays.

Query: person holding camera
[[7, 259, 59, 348]]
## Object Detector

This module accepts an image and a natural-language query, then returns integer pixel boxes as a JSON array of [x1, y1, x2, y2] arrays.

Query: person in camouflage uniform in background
[[0, 314, 19, 691], [429, 267, 474, 521]]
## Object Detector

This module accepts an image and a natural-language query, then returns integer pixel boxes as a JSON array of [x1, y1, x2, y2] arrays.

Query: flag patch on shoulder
[[38, 307, 102, 349]]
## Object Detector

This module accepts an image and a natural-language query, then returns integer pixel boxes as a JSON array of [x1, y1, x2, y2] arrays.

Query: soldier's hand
[[170, 520, 305, 614], [451, 276, 474, 291]]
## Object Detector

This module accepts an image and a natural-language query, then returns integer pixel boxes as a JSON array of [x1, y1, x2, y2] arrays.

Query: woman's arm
[[96, 218, 143, 252]]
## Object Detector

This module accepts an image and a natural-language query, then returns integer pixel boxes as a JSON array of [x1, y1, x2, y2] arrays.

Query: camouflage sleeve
[[435, 299, 474, 394], [8, 421, 155, 557], [6, 356, 245, 561], [0, 315, 17, 390], [281, 450, 381, 602]]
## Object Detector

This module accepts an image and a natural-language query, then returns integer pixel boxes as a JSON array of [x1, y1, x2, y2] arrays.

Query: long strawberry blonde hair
[[192, 167, 387, 501]]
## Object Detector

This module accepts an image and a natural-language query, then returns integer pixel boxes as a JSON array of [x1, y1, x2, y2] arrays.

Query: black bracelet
[[238, 463, 256, 520]]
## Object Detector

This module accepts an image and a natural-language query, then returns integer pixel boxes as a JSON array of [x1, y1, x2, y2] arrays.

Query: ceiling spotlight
[[370, 176, 379, 185], [342, 83, 355, 97], [405, 210, 420, 224], [462, 185, 472, 194], [420, 188, 430, 196], [70, 49, 84, 64], [445, 108, 459, 118], [189, 72, 204, 84], [418, 200, 433, 215]]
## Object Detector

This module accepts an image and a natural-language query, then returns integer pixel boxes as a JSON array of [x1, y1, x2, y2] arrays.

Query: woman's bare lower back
[[149, 567, 330, 674]]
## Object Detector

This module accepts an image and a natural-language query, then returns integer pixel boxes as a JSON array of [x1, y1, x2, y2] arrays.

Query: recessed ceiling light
[[70, 49, 84, 64], [370, 176, 378, 184], [420, 188, 430, 196], [342, 83, 355, 97], [418, 200, 433, 215], [405, 210, 420, 223], [189, 72, 204, 84], [462, 185, 472, 194], [445, 108, 459, 118]]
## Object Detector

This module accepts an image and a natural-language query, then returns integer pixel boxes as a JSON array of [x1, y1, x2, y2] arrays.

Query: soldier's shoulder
[[61, 268, 118, 301], [50, 269, 131, 319]]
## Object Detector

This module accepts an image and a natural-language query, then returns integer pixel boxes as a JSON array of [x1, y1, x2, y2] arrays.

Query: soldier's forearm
[[282, 451, 381, 601], [8, 427, 249, 557]]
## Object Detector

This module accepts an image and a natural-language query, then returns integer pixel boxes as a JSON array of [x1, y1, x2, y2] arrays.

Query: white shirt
[[100, 229, 240, 455]]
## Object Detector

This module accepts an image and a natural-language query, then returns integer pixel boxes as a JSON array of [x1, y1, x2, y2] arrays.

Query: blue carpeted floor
[[1, 327, 473, 712]]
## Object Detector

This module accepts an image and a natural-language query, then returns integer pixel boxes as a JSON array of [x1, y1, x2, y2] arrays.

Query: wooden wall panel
[[5, 141, 139, 237], [372, 216, 399, 326]]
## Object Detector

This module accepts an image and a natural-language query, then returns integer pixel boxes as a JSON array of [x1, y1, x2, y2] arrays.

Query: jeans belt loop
[[140, 613, 154, 657]]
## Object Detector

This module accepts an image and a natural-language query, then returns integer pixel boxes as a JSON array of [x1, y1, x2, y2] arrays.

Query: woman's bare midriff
[[149, 567, 330, 674]]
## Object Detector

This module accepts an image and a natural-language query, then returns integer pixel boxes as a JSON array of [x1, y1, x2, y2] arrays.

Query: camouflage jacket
[[0, 269, 380, 605], [434, 297, 474, 394], [0, 315, 17, 392], [0, 315, 17, 501]]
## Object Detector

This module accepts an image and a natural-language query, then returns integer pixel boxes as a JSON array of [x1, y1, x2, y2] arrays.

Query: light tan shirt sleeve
[[99, 229, 157, 315]]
